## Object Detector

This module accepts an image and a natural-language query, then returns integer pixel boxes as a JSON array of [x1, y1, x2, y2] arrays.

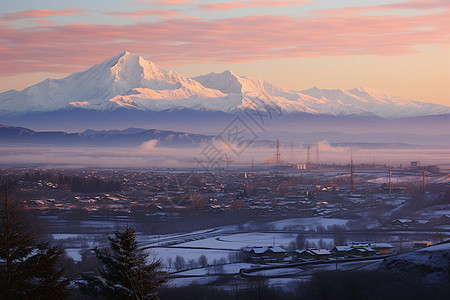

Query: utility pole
[[276, 139, 281, 166], [350, 154, 355, 192], [316, 143, 319, 166], [389, 166, 392, 198], [422, 167, 426, 195], [307, 145, 311, 169], [290, 142, 294, 163]]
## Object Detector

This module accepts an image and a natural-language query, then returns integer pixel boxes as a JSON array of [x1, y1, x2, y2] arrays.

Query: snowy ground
[[177, 232, 296, 250], [368, 174, 450, 184], [380, 242, 450, 284], [168, 276, 221, 287], [174, 263, 254, 276], [147, 247, 236, 267], [268, 217, 353, 231]]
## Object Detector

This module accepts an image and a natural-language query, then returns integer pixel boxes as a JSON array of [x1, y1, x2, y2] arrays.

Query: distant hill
[[2, 124, 448, 149], [0, 125, 212, 147]]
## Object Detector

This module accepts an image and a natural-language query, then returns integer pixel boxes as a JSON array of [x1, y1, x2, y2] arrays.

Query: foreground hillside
[[380, 242, 450, 284]]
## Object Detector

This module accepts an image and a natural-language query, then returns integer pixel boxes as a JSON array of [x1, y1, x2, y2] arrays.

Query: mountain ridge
[[1, 51, 450, 119], [2, 124, 446, 148]]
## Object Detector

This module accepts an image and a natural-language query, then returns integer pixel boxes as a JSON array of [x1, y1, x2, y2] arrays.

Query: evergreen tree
[[80, 226, 167, 300], [0, 180, 70, 299]]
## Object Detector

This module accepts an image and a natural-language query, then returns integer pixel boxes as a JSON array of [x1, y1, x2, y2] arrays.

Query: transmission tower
[[350, 155, 355, 192], [389, 166, 392, 197], [307, 145, 311, 169], [276, 138, 281, 166], [316, 143, 319, 166]]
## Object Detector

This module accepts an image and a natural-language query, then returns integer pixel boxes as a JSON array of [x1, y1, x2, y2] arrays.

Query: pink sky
[[1, 0, 449, 105]]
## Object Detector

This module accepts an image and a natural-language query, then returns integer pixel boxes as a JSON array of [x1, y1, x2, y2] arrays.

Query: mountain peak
[[352, 86, 379, 94], [222, 69, 238, 77], [193, 70, 243, 94], [120, 50, 131, 56]]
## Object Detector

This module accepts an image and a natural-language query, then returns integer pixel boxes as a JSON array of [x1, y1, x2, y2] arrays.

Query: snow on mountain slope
[[347, 86, 450, 118], [1, 51, 449, 118], [0, 51, 228, 113], [300, 86, 450, 118], [193, 70, 367, 115]]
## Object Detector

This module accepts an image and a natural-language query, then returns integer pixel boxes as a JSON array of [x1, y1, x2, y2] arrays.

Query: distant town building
[[294, 249, 331, 261], [241, 246, 286, 262]]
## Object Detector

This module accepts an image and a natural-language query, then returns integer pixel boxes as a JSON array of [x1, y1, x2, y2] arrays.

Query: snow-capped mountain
[[0, 51, 240, 114], [1, 51, 450, 119]]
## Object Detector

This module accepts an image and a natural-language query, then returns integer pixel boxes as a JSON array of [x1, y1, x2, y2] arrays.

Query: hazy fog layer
[[1, 140, 449, 169]]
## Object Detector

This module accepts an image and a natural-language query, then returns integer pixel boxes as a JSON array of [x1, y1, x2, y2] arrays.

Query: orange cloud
[[202, 0, 308, 11], [2, 8, 83, 20]]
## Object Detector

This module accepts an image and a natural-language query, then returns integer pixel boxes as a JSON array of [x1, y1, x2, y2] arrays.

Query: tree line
[[22, 171, 122, 193]]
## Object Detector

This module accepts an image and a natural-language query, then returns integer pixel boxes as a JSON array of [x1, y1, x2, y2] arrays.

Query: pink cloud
[[105, 9, 191, 18], [380, 0, 450, 10], [2, 8, 83, 20], [202, 0, 308, 11], [318, 0, 450, 17], [0, 3, 449, 76], [202, 2, 246, 11], [129, 0, 197, 4], [158, 0, 198, 4]]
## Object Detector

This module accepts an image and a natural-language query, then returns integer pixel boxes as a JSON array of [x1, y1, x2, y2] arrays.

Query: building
[[370, 243, 393, 255], [332, 244, 376, 257], [414, 241, 432, 248], [295, 249, 331, 261], [241, 246, 286, 262], [392, 219, 415, 227]]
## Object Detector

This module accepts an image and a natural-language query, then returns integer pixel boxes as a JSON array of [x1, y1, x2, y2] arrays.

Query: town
[[1, 159, 449, 296]]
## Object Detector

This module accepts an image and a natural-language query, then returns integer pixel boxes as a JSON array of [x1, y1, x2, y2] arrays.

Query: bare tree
[[198, 255, 208, 267], [331, 225, 347, 246], [174, 256, 186, 271], [187, 259, 198, 269], [296, 233, 306, 249]]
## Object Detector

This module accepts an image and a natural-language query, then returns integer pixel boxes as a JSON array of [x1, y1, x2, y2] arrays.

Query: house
[[332, 244, 376, 257], [349, 246, 376, 257], [414, 241, 432, 248], [371, 243, 393, 255], [241, 247, 269, 262], [331, 246, 352, 257], [241, 246, 286, 262], [295, 249, 331, 261], [392, 219, 415, 227], [267, 246, 287, 262]]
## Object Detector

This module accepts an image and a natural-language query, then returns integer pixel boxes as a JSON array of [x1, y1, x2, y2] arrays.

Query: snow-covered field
[[268, 217, 351, 231], [168, 276, 220, 287], [175, 263, 253, 276], [148, 247, 235, 266], [65, 248, 83, 262], [57, 216, 378, 264], [177, 232, 296, 250]]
